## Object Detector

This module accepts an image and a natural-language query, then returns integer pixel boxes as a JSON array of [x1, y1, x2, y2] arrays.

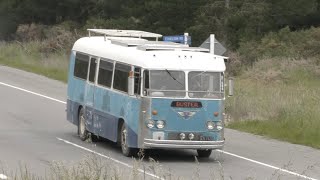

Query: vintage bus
[[66, 29, 228, 158]]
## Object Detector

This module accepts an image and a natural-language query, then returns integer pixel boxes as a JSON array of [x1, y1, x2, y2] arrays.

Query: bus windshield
[[144, 70, 224, 99], [188, 71, 223, 99], [147, 70, 186, 97]]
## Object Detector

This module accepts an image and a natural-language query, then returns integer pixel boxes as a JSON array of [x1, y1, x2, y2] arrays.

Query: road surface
[[0, 66, 319, 180]]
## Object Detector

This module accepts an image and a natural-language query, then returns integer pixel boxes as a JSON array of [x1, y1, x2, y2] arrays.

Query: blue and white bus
[[66, 29, 228, 158]]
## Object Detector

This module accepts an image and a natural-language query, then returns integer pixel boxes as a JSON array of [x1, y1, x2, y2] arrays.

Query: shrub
[[15, 23, 46, 42], [238, 27, 320, 65]]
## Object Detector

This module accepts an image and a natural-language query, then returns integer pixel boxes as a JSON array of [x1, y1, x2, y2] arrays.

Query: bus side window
[[74, 53, 89, 80], [97, 59, 113, 88], [134, 67, 141, 95], [88, 57, 97, 83], [143, 70, 149, 96], [113, 63, 131, 93]]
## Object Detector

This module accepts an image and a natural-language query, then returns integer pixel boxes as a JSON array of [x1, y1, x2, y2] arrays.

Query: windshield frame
[[144, 69, 186, 98], [142, 69, 224, 99], [188, 71, 224, 99]]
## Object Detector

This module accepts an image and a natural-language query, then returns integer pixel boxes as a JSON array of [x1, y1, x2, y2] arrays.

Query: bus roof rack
[[88, 29, 163, 41], [137, 45, 210, 52], [110, 39, 188, 47]]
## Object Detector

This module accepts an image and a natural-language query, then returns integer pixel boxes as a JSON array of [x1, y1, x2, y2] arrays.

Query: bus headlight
[[207, 121, 215, 130], [156, 120, 165, 129], [146, 120, 155, 128], [180, 133, 186, 140], [216, 121, 223, 130], [188, 133, 195, 140]]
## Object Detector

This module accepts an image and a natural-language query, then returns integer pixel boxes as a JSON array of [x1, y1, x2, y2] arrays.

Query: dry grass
[[227, 58, 320, 148], [0, 154, 228, 180], [0, 41, 68, 82]]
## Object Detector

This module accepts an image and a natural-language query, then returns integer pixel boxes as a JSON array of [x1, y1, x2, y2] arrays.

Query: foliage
[[238, 27, 320, 65], [0, 0, 319, 48]]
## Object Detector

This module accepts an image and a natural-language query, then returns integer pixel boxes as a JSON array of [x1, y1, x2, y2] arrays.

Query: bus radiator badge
[[177, 111, 196, 119]]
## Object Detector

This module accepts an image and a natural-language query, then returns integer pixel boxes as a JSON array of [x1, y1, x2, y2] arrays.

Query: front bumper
[[144, 139, 224, 149]]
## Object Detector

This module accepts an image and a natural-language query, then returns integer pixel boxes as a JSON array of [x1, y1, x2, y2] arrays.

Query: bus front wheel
[[120, 123, 137, 157], [197, 149, 212, 158], [78, 107, 88, 141]]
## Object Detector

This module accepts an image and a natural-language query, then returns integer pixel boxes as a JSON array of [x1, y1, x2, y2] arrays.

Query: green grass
[[228, 119, 320, 149], [227, 58, 320, 149], [0, 41, 68, 82]]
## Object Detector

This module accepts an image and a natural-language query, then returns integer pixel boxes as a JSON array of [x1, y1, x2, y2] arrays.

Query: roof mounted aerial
[[87, 29, 163, 41]]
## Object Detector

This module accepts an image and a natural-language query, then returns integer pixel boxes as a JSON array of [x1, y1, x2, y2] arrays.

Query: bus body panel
[[92, 86, 141, 147], [144, 98, 224, 143]]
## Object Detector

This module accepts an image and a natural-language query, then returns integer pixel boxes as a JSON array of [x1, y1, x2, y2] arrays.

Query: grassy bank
[[0, 41, 68, 82], [226, 58, 320, 149]]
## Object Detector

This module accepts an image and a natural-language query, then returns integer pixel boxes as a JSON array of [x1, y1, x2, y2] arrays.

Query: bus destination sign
[[171, 101, 202, 108]]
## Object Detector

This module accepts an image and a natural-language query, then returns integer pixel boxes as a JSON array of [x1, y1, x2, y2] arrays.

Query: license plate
[[171, 101, 202, 108], [200, 136, 213, 141]]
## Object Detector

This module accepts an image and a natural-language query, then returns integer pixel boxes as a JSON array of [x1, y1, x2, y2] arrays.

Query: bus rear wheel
[[197, 149, 212, 158], [78, 107, 88, 141], [120, 123, 137, 157]]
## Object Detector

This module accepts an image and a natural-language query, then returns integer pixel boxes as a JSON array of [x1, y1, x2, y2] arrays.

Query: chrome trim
[[144, 139, 224, 149]]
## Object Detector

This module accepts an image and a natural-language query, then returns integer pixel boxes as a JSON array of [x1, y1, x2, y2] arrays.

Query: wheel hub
[[121, 128, 127, 151]]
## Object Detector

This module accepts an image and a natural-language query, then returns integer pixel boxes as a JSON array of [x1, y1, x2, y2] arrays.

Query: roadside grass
[[0, 41, 68, 82], [227, 58, 320, 149], [0, 154, 227, 180]]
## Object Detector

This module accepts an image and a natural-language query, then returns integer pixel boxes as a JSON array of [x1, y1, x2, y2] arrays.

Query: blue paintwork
[[147, 98, 224, 141], [66, 99, 80, 126], [66, 51, 141, 147]]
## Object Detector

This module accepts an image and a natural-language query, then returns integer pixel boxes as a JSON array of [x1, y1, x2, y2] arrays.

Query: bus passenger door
[[84, 57, 97, 132]]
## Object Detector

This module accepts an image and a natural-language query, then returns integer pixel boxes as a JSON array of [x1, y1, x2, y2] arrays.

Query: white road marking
[[216, 150, 317, 180], [0, 81, 318, 180], [0, 174, 8, 180], [0, 82, 66, 104], [57, 137, 163, 179]]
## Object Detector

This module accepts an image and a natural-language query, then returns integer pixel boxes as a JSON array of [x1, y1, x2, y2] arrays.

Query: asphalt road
[[0, 65, 319, 180]]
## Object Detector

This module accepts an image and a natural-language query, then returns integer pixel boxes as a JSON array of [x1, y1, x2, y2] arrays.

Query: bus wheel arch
[[78, 106, 88, 141], [118, 119, 137, 157]]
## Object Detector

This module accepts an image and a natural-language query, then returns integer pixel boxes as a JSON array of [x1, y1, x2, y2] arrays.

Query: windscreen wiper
[[165, 69, 184, 86], [190, 71, 207, 79]]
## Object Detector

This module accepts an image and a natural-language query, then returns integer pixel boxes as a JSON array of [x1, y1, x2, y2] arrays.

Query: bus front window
[[188, 72, 223, 99], [146, 70, 186, 97]]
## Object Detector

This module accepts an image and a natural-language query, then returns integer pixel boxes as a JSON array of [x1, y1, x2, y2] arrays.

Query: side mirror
[[128, 72, 134, 96], [228, 78, 234, 97]]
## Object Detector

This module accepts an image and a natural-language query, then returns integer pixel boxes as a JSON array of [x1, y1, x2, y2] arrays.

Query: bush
[[40, 25, 77, 54], [238, 27, 320, 65], [15, 23, 78, 54], [0, 14, 17, 40], [84, 17, 141, 31], [15, 23, 46, 42], [225, 52, 243, 76]]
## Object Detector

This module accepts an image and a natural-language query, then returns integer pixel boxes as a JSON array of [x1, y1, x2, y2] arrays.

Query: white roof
[[72, 36, 226, 72]]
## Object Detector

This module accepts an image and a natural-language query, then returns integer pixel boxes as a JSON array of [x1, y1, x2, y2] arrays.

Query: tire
[[78, 107, 88, 141], [89, 133, 100, 142], [120, 123, 137, 157], [197, 149, 212, 158]]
